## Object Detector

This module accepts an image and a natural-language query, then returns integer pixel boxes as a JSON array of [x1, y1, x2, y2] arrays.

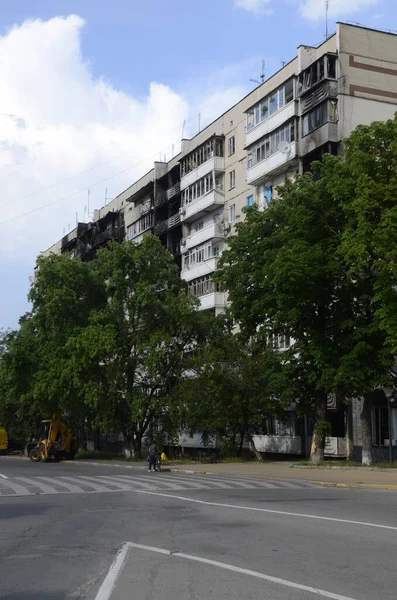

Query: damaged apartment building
[[43, 23, 397, 461]]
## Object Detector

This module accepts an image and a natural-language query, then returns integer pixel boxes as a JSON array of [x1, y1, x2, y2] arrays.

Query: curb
[[313, 480, 397, 490], [291, 464, 397, 473]]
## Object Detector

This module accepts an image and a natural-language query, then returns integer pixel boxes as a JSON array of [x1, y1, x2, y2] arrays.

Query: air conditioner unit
[[181, 239, 186, 247], [179, 207, 186, 216]]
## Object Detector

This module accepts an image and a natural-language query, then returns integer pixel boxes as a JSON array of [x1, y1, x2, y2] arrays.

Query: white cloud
[[234, 0, 274, 16], [0, 15, 250, 328], [298, 0, 380, 21]]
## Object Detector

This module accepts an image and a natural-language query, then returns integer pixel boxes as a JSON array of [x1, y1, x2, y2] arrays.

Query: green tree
[[216, 154, 395, 464], [0, 321, 41, 441], [27, 252, 104, 430], [74, 236, 202, 457], [178, 320, 285, 460]]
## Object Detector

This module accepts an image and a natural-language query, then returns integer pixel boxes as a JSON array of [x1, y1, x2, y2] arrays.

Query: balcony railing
[[300, 81, 338, 114], [182, 221, 225, 251], [154, 212, 181, 236], [155, 182, 181, 209], [154, 190, 167, 209], [167, 182, 180, 199]]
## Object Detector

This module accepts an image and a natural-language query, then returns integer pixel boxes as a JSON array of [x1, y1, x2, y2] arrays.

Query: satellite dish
[[278, 141, 291, 155]]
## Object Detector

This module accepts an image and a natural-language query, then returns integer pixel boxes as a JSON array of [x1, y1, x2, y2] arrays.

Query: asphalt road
[[0, 458, 397, 600]]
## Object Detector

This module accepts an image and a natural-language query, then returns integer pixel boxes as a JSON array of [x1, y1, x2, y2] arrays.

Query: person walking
[[147, 442, 158, 472]]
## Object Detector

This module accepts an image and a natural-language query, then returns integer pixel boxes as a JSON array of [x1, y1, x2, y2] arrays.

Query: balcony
[[245, 102, 298, 148], [299, 122, 339, 156], [180, 189, 224, 223], [247, 141, 297, 186], [167, 182, 180, 199], [154, 212, 181, 236], [182, 222, 224, 251], [199, 291, 225, 312], [181, 257, 219, 282], [181, 157, 224, 190], [300, 81, 338, 115]]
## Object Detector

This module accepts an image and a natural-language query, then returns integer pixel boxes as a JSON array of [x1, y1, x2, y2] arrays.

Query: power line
[[0, 117, 192, 211], [0, 105, 254, 229], [0, 159, 151, 227]]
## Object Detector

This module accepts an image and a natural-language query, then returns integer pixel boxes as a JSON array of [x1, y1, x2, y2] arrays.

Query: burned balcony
[[297, 54, 337, 97], [154, 212, 181, 236]]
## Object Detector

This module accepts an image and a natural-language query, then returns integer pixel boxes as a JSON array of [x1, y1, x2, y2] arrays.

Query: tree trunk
[[122, 427, 134, 459], [247, 432, 263, 462], [310, 393, 328, 464], [361, 394, 373, 466], [237, 430, 245, 458], [133, 435, 142, 459], [346, 400, 354, 461]]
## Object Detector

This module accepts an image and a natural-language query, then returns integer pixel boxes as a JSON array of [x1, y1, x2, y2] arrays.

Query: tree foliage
[[178, 318, 286, 459], [216, 117, 397, 463]]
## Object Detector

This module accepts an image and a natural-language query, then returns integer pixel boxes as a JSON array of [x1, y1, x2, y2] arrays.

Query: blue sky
[[0, 0, 395, 330]]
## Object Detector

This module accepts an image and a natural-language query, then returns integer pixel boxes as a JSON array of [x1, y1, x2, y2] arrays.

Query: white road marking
[[0, 473, 8, 479], [60, 476, 110, 492], [117, 474, 185, 491], [95, 476, 150, 491], [126, 542, 357, 600], [16, 477, 59, 494], [132, 489, 397, 532], [94, 542, 131, 600], [0, 479, 32, 495], [145, 473, 213, 490], [38, 476, 85, 494]]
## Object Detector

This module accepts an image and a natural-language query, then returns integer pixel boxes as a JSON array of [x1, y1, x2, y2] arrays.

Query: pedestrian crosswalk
[[0, 472, 319, 498]]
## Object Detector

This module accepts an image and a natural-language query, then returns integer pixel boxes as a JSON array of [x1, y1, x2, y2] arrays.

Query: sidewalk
[[71, 458, 397, 490]]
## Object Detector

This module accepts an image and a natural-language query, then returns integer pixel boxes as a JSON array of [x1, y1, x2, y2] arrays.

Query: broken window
[[327, 55, 336, 79]]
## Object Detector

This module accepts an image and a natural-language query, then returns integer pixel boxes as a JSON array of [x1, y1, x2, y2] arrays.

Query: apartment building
[[43, 23, 397, 460]]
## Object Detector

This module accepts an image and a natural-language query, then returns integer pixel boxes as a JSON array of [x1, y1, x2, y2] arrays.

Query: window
[[246, 79, 294, 129], [181, 137, 223, 176], [298, 55, 337, 96], [229, 204, 236, 223], [229, 170, 236, 189], [228, 135, 236, 155], [264, 185, 273, 206], [302, 101, 337, 137], [247, 195, 254, 207], [183, 241, 221, 270], [247, 108, 255, 131], [194, 221, 204, 232], [267, 333, 291, 350], [372, 407, 390, 447], [182, 173, 214, 206], [126, 213, 153, 239], [188, 275, 221, 298], [247, 120, 295, 169]]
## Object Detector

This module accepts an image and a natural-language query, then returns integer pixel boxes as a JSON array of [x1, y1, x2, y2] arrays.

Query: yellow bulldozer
[[26, 411, 78, 462]]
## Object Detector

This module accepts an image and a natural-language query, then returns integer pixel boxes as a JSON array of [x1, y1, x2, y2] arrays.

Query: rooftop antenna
[[172, 143, 175, 158], [249, 58, 266, 86], [181, 119, 186, 140], [260, 58, 266, 83], [104, 187, 112, 206], [325, 0, 329, 39], [87, 189, 94, 220]]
